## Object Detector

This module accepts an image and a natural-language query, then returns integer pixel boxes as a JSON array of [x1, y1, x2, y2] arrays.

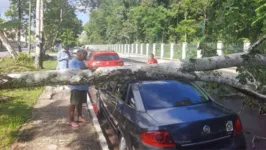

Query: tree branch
[[247, 34, 266, 53], [180, 53, 266, 72]]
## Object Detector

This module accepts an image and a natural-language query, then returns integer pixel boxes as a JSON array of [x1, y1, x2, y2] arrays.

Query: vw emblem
[[203, 125, 211, 134]]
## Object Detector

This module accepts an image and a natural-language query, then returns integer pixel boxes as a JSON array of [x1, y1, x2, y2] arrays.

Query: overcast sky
[[0, 0, 89, 25]]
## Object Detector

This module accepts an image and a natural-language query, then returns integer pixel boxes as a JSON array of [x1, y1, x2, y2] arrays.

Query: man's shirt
[[68, 58, 89, 91], [57, 50, 71, 69], [147, 58, 158, 64]]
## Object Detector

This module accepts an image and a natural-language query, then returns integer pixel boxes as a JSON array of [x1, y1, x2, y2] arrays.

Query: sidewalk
[[11, 86, 101, 150]]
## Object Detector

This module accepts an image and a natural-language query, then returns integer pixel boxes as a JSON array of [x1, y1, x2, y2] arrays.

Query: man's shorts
[[70, 90, 87, 105]]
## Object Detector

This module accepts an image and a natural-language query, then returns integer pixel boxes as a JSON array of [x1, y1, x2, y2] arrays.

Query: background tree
[[43, 0, 82, 51], [0, 17, 19, 58]]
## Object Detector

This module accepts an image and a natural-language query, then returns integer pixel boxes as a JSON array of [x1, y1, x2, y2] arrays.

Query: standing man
[[68, 49, 89, 128], [147, 53, 158, 64], [57, 46, 71, 70]]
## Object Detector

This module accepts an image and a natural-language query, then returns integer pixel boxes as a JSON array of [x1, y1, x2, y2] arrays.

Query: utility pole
[[28, 1, 32, 55], [40, 0, 44, 68]]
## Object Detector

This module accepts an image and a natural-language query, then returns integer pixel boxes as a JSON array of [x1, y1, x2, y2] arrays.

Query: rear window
[[94, 54, 120, 61], [139, 81, 209, 110]]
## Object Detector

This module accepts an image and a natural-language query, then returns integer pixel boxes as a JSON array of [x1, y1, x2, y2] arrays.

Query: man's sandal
[[69, 122, 79, 128]]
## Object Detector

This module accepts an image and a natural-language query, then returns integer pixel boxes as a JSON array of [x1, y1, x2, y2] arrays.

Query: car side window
[[102, 81, 117, 93], [127, 86, 136, 108], [114, 83, 128, 101]]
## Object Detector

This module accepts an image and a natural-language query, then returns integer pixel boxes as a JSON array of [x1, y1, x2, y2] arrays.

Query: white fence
[[86, 40, 250, 60]]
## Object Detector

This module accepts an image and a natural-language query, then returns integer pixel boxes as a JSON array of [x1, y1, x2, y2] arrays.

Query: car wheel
[[119, 135, 128, 150]]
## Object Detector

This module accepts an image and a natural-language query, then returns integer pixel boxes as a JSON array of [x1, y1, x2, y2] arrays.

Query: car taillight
[[233, 117, 243, 136], [140, 130, 175, 148]]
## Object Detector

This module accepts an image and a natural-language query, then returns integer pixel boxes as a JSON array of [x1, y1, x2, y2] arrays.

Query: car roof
[[92, 50, 118, 55], [125, 80, 192, 87], [138, 80, 192, 86]]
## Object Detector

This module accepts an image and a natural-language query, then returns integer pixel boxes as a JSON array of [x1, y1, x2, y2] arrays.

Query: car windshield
[[94, 54, 120, 61], [139, 81, 210, 110]]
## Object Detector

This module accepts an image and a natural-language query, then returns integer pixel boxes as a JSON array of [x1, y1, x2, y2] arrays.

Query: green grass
[[0, 55, 57, 149], [43, 60, 57, 70], [0, 88, 43, 149]]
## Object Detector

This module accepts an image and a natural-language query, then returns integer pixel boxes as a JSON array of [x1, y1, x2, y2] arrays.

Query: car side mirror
[[130, 98, 135, 104]]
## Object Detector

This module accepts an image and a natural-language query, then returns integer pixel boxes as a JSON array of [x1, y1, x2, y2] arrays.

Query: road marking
[[87, 95, 109, 150]]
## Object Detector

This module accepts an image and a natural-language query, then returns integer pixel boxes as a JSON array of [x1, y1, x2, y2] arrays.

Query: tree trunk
[[1, 35, 266, 103], [0, 65, 264, 101], [17, 0, 22, 53], [0, 31, 18, 58]]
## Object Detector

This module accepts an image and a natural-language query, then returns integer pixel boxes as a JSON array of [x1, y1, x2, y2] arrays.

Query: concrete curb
[[87, 95, 109, 150]]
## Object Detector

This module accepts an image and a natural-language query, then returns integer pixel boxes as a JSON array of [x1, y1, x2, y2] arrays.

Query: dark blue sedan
[[97, 80, 246, 150]]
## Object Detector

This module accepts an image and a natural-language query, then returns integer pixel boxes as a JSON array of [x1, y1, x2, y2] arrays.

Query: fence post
[[243, 40, 250, 52], [160, 43, 164, 59], [197, 42, 202, 58], [128, 44, 130, 54], [217, 41, 223, 56], [182, 42, 187, 59], [146, 43, 149, 56], [170, 43, 174, 60], [131, 44, 134, 54], [124, 44, 126, 53], [153, 43, 156, 56], [140, 44, 143, 55], [136, 44, 138, 54]]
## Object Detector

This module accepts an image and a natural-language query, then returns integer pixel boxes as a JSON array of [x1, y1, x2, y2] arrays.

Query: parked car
[[85, 50, 124, 70], [96, 80, 246, 150]]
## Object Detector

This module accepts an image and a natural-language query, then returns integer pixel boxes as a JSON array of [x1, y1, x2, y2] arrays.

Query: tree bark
[[17, 0, 22, 53], [0, 31, 18, 58]]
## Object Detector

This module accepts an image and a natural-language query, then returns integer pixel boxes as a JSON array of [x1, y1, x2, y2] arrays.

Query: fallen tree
[[1, 35, 266, 103]]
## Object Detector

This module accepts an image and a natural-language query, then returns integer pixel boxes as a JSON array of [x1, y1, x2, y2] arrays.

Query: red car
[[85, 50, 124, 70]]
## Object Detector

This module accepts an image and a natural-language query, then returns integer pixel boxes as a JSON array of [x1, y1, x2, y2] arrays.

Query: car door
[[120, 84, 137, 146], [99, 82, 126, 130], [111, 82, 129, 125], [98, 82, 116, 120]]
